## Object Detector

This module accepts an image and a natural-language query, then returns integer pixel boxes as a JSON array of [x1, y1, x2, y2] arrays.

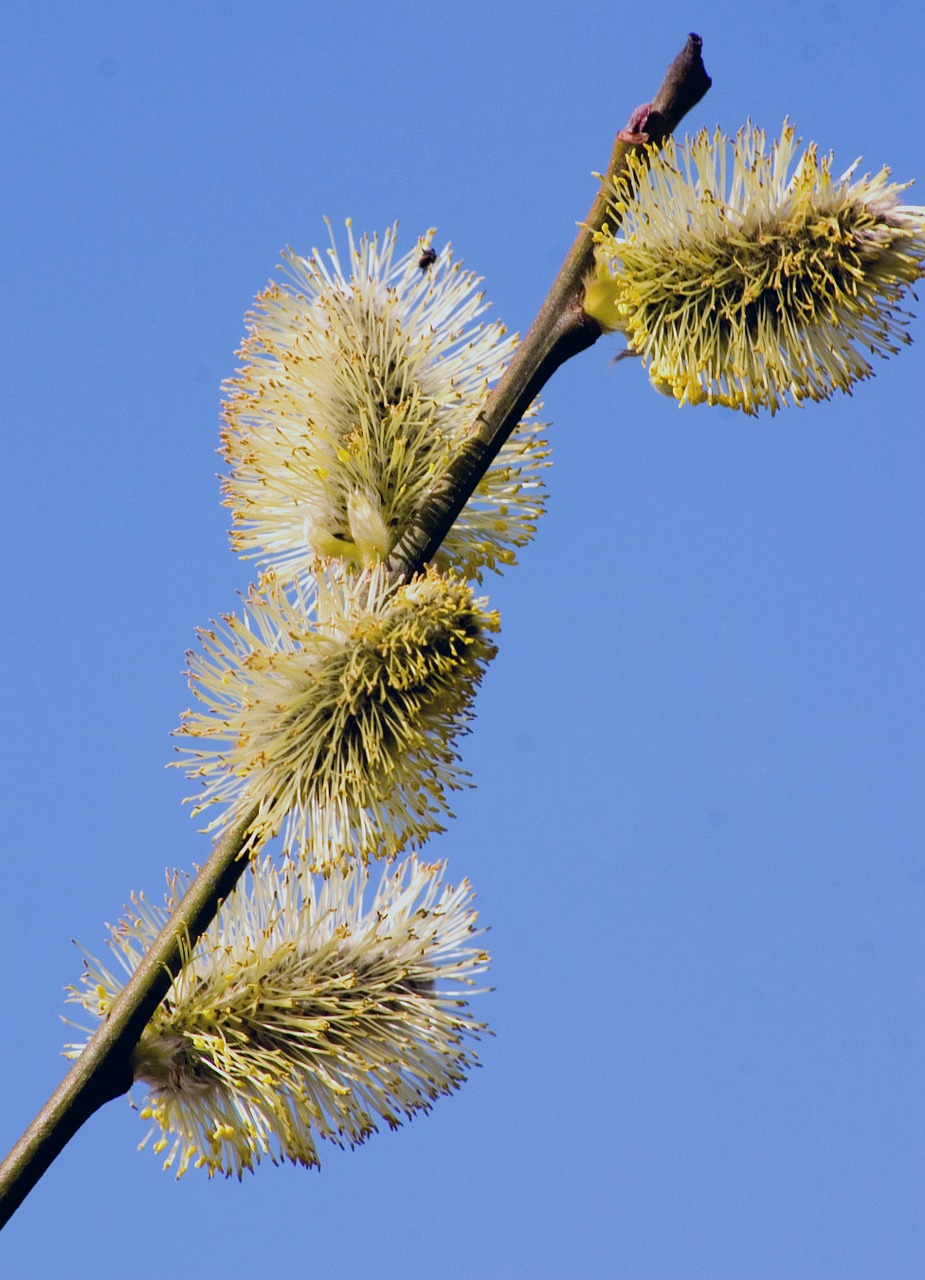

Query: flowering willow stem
[[0, 32, 710, 1228]]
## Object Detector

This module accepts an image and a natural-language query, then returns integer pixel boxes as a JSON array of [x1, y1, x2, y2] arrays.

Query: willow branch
[[0, 32, 710, 1229]]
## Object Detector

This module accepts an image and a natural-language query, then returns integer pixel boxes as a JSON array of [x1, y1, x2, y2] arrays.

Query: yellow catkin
[[586, 123, 925, 415]]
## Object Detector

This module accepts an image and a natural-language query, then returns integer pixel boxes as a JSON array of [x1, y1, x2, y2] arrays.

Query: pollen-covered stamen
[[175, 565, 499, 871], [67, 857, 489, 1179], [585, 122, 925, 415], [222, 223, 550, 583]]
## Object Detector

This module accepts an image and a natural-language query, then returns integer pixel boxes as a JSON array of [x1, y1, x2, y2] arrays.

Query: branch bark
[[0, 808, 257, 1225]]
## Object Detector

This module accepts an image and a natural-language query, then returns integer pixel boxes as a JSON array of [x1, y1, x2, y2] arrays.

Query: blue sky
[[1, 4, 923, 1277]]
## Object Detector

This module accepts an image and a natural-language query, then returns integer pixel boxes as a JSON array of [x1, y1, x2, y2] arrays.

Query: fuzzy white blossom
[[67, 857, 489, 1178], [222, 222, 548, 580], [177, 566, 498, 871], [585, 122, 925, 414]]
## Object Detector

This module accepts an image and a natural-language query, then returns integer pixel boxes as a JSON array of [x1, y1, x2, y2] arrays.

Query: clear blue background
[[1, 4, 922, 1277]]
